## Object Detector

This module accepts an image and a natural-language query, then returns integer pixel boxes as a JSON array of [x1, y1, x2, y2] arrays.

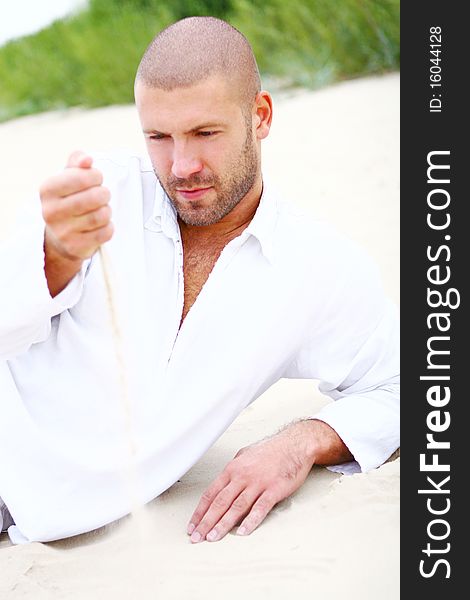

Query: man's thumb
[[66, 150, 93, 169]]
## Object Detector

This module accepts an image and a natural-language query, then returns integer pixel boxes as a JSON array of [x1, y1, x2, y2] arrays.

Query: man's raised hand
[[40, 151, 113, 296], [41, 151, 113, 261]]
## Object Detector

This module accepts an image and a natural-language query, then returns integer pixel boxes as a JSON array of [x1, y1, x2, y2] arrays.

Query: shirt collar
[[145, 176, 278, 264], [144, 182, 179, 240], [244, 179, 278, 264]]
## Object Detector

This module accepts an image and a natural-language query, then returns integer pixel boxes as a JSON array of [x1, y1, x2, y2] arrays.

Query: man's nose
[[171, 142, 203, 180]]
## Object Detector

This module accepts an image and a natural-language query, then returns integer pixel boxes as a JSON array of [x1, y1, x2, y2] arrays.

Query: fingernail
[[237, 526, 247, 536], [190, 530, 202, 543], [206, 529, 219, 542], [187, 523, 195, 535]]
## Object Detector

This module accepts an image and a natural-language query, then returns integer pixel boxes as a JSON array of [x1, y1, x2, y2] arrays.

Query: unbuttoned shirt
[[0, 151, 400, 543]]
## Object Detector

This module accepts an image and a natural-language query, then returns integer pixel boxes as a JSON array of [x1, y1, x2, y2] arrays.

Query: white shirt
[[0, 150, 399, 543]]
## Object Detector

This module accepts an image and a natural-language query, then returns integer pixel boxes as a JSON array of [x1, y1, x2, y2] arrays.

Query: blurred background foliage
[[0, 0, 399, 122]]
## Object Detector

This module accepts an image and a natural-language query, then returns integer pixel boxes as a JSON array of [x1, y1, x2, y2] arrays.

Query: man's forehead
[[135, 75, 245, 130]]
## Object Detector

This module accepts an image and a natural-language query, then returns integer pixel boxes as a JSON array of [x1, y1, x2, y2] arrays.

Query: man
[[0, 16, 399, 544]]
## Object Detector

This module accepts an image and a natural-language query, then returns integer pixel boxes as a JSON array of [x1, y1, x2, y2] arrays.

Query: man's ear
[[253, 91, 273, 140]]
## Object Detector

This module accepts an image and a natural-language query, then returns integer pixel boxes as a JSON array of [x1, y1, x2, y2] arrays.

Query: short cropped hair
[[136, 16, 261, 111]]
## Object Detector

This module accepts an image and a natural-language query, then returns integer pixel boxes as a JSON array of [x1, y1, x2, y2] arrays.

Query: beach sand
[[0, 73, 399, 599]]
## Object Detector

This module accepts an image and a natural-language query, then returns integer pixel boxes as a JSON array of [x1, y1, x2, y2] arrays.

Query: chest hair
[[180, 241, 225, 325]]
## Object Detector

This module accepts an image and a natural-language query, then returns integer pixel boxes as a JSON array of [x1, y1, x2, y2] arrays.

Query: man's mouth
[[175, 186, 213, 200]]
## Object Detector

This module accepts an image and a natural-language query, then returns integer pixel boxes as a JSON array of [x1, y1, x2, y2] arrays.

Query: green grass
[[232, 0, 400, 88], [0, 0, 399, 123]]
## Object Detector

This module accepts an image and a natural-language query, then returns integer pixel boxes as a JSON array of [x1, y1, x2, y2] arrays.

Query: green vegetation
[[0, 0, 399, 122]]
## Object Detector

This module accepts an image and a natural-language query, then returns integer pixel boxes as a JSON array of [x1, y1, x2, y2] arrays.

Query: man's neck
[[178, 178, 263, 247]]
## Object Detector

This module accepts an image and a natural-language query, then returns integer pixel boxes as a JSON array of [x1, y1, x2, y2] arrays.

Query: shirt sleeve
[[313, 306, 400, 474], [0, 195, 89, 361], [283, 237, 400, 474]]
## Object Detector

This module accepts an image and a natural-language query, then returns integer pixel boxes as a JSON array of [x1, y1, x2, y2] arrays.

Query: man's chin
[[176, 210, 219, 227], [170, 195, 221, 227]]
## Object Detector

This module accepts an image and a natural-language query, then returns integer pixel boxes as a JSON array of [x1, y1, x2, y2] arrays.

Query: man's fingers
[[204, 487, 260, 542], [69, 185, 111, 216], [187, 471, 230, 534], [74, 204, 112, 233], [40, 168, 104, 199], [66, 150, 93, 169], [42, 186, 111, 223], [188, 479, 243, 543], [236, 492, 277, 537]]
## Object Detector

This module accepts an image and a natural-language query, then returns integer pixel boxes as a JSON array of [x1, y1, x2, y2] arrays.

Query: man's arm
[[186, 418, 352, 544], [0, 151, 113, 360], [187, 233, 399, 544]]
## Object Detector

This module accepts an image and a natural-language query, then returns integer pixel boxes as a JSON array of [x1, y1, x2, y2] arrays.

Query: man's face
[[135, 75, 259, 226]]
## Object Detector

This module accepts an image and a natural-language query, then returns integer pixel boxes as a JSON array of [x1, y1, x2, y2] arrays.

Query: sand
[[0, 73, 399, 599]]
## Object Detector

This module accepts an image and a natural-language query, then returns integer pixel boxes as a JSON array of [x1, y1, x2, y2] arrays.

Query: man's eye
[[198, 131, 217, 137], [149, 134, 167, 140]]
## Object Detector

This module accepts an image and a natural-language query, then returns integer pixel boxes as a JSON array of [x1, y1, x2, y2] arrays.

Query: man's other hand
[[186, 420, 323, 543]]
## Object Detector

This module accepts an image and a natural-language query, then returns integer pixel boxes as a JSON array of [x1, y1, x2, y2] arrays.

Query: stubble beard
[[154, 125, 259, 226]]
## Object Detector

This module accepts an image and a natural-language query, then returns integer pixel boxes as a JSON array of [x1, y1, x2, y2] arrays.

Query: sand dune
[[0, 73, 399, 599]]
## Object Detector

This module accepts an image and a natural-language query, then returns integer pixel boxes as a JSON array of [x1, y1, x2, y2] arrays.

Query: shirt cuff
[[326, 461, 362, 475], [309, 388, 400, 474], [48, 258, 91, 314]]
